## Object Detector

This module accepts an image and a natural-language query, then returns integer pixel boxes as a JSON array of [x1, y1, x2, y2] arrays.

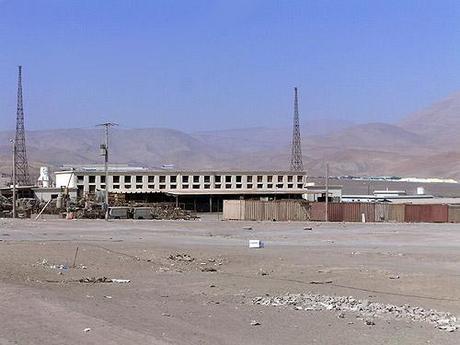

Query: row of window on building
[[78, 174, 305, 192]]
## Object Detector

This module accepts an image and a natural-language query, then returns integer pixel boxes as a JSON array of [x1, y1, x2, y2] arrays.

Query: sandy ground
[[0, 216, 459, 345]]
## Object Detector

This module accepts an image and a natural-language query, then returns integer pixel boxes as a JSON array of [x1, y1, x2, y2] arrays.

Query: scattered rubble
[[78, 277, 130, 284], [201, 267, 217, 272], [250, 320, 261, 326], [309, 280, 333, 285], [253, 293, 458, 332], [168, 253, 195, 262]]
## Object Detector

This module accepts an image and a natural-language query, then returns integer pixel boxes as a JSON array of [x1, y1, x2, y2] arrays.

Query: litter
[[250, 320, 261, 326], [83, 328, 91, 333], [310, 280, 333, 285], [111, 279, 130, 283], [249, 240, 264, 248], [243, 226, 253, 230]]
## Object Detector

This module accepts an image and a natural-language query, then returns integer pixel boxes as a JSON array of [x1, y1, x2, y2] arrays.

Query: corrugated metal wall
[[223, 200, 309, 221], [448, 205, 460, 223], [224, 200, 452, 223], [223, 200, 245, 220], [404, 204, 448, 223]]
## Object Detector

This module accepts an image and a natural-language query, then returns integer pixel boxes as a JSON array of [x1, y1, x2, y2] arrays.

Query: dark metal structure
[[290, 87, 304, 171], [14, 66, 30, 186]]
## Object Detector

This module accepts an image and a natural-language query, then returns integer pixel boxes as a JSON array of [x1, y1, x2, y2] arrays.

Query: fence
[[223, 199, 309, 221], [223, 200, 460, 223]]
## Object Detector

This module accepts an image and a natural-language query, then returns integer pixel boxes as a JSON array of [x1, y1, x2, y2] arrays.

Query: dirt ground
[[0, 217, 459, 345]]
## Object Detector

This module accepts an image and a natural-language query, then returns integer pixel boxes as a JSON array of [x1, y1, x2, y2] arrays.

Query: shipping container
[[404, 204, 448, 223]]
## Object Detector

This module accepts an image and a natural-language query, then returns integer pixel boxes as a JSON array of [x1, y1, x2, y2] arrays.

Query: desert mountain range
[[1, 92, 460, 180]]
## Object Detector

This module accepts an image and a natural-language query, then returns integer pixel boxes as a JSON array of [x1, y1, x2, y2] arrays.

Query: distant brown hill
[[1, 94, 460, 182]]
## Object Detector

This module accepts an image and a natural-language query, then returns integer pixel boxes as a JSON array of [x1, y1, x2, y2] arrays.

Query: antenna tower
[[15, 65, 30, 186], [290, 87, 304, 171]]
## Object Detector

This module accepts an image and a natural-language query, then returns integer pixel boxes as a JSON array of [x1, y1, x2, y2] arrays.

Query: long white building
[[55, 165, 307, 211]]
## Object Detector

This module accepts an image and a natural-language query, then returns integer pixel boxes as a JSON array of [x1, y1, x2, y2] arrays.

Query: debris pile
[[253, 293, 458, 332], [150, 205, 194, 220]]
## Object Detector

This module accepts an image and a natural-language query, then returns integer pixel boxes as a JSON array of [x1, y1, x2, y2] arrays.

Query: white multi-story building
[[55, 165, 307, 211]]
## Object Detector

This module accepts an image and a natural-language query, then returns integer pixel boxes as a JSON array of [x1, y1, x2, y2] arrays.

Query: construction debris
[[253, 293, 459, 332]]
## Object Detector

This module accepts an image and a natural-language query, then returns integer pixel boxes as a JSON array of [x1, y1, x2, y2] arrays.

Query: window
[[170, 176, 177, 183], [288, 176, 293, 182], [113, 176, 120, 183], [267, 176, 273, 182], [89, 185, 96, 192], [100, 176, 106, 183], [100, 185, 106, 190], [276, 183, 283, 188], [182, 184, 189, 189], [193, 176, 200, 183], [136, 176, 143, 183], [257, 176, 263, 183], [160, 176, 166, 183], [297, 183, 303, 188], [215, 184, 221, 189], [225, 184, 232, 189], [193, 185, 200, 189], [225, 176, 232, 183], [170, 185, 177, 189], [77, 175, 84, 183], [257, 184, 263, 188], [297, 175, 303, 182], [148, 184, 155, 189], [136, 185, 142, 189], [182, 176, 189, 183], [113, 185, 120, 189], [236, 184, 242, 189], [124, 176, 131, 183], [215, 176, 221, 183], [267, 184, 273, 188], [160, 185, 166, 189], [204, 175, 210, 183], [204, 185, 210, 189], [278, 176, 283, 183], [125, 185, 131, 189], [89, 176, 95, 183], [247, 176, 253, 183], [148, 176, 155, 183], [247, 184, 253, 189], [236, 176, 242, 183], [288, 184, 293, 188]]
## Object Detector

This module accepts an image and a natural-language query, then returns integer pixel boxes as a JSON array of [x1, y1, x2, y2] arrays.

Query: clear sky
[[1, 0, 460, 132]]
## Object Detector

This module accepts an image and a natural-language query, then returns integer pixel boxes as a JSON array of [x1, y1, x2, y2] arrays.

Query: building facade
[[55, 166, 307, 197]]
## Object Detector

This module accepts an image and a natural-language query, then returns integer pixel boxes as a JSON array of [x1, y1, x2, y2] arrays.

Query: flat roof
[[56, 169, 307, 175]]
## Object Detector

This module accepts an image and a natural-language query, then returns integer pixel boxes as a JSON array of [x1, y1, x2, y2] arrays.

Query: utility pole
[[96, 122, 118, 221], [10, 139, 16, 218], [325, 163, 329, 222]]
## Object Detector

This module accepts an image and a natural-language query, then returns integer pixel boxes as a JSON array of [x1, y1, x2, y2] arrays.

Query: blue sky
[[1, 0, 460, 131]]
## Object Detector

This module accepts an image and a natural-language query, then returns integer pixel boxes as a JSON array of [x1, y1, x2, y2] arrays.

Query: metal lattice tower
[[14, 65, 30, 186], [290, 87, 304, 171]]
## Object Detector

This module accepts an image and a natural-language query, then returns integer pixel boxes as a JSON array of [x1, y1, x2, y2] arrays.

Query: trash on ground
[[249, 240, 264, 248]]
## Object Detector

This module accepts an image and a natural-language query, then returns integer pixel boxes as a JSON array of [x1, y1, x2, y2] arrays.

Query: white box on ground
[[249, 240, 264, 248]]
